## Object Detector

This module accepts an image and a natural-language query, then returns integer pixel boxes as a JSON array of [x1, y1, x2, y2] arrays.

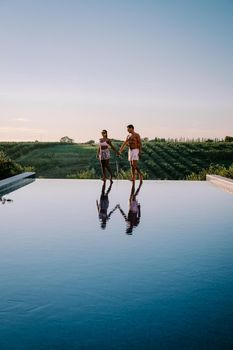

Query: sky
[[0, 0, 232, 142]]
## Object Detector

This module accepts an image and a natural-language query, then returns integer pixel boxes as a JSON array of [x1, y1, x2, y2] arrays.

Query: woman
[[97, 130, 118, 182]]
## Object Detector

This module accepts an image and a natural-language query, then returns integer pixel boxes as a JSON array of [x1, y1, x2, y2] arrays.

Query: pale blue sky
[[0, 0, 232, 141]]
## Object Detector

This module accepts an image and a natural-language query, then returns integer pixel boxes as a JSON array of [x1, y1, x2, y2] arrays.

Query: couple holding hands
[[97, 124, 143, 183]]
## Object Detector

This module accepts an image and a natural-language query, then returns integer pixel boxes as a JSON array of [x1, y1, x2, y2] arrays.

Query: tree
[[60, 136, 74, 144], [225, 136, 233, 142], [205, 139, 214, 143], [84, 140, 95, 145]]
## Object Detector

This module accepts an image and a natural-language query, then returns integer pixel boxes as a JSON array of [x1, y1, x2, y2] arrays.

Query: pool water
[[0, 179, 233, 349]]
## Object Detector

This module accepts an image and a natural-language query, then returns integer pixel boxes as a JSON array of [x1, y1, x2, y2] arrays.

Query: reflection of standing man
[[118, 182, 142, 235], [119, 125, 143, 182], [96, 181, 118, 230]]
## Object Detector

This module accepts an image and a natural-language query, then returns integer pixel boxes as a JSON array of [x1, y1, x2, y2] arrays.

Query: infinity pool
[[0, 179, 233, 349]]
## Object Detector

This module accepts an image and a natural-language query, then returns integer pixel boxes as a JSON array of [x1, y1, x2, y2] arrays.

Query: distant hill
[[0, 141, 233, 180]]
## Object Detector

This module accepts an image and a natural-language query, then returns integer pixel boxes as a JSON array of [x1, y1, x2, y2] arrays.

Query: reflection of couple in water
[[96, 181, 142, 234], [0, 197, 13, 205]]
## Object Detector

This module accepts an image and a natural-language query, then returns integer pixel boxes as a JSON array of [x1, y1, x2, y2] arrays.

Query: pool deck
[[206, 174, 233, 194], [0, 172, 35, 196]]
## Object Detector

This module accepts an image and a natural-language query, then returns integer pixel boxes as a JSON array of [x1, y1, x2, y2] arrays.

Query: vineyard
[[140, 141, 233, 179], [0, 141, 233, 180]]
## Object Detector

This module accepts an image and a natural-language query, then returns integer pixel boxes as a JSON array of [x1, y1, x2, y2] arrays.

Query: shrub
[[67, 168, 96, 179], [0, 151, 33, 180], [186, 164, 233, 180]]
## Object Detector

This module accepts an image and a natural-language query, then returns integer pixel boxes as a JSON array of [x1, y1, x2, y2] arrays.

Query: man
[[119, 124, 143, 182]]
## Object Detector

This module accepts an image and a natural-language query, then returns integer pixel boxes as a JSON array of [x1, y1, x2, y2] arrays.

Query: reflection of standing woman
[[96, 181, 118, 229], [97, 130, 118, 182]]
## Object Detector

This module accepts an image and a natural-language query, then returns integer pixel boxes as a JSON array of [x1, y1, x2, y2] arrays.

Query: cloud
[[0, 127, 47, 134], [12, 117, 30, 122]]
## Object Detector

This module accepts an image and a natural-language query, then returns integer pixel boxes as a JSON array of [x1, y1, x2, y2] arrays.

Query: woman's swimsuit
[[99, 139, 110, 160]]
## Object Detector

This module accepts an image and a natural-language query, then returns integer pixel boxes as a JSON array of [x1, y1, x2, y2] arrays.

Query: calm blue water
[[0, 179, 233, 350]]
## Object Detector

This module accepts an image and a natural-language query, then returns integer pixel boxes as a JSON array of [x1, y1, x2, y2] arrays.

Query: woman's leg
[[100, 160, 107, 181], [105, 159, 113, 182]]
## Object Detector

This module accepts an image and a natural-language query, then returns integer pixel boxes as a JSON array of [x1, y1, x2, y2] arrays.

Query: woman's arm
[[109, 142, 115, 151], [108, 139, 118, 154], [107, 205, 118, 220]]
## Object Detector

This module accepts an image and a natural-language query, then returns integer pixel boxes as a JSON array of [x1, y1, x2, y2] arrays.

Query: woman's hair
[[102, 129, 108, 137]]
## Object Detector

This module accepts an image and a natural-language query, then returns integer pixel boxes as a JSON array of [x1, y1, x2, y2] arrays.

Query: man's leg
[[131, 161, 136, 181], [132, 160, 143, 182]]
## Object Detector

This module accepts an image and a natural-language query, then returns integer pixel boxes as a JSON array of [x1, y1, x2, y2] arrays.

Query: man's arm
[[138, 134, 142, 154], [117, 205, 128, 222], [119, 137, 129, 154]]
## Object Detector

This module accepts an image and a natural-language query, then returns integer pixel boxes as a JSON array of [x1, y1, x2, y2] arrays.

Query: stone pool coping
[[1, 173, 233, 195], [0, 172, 35, 196], [206, 174, 233, 194]]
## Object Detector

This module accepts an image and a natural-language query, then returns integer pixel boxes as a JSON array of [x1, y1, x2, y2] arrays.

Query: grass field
[[0, 141, 233, 180]]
